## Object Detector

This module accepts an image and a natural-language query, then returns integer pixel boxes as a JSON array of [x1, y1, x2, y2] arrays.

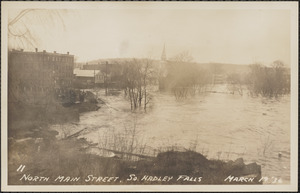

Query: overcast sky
[[8, 4, 291, 65]]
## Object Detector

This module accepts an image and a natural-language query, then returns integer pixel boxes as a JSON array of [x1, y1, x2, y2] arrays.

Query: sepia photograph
[[1, 1, 298, 192]]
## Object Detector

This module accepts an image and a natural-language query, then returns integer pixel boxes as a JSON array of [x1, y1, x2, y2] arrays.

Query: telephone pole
[[105, 61, 108, 96]]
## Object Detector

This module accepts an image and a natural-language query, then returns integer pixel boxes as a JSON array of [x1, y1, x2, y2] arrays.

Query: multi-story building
[[8, 49, 74, 105]]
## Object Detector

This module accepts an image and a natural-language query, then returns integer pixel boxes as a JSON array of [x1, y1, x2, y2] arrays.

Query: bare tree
[[170, 51, 194, 63], [100, 61, 110, 96], [8, 9, 69, 50], [246, 61, 290, 97], [142, 59, 154, 112], [226, 73, 243, 95], [167, 52, 211, 99], [121, 59, 155, 112]]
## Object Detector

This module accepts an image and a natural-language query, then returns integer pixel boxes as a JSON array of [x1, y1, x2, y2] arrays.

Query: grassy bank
[[8, 136, 262, 185], [8, 99, 100, 139]]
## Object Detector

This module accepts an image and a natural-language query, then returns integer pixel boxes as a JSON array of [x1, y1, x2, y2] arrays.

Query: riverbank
[[7, 92, 101, 179], [8, 92, 100, 139], [8, 136, 262, 185]]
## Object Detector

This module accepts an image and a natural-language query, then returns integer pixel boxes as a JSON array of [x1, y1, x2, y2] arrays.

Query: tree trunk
[[144, 88, 147, 112]]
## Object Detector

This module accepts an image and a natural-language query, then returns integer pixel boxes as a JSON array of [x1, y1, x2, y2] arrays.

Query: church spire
[[161, 44, 166, 61]]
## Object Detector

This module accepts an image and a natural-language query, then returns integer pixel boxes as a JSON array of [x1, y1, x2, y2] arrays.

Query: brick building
[[8, 49, 74, 105]]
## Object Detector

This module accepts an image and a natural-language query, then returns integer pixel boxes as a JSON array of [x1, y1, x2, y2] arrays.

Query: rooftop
[[74, 68, 100, 77], [9, 49, 73, 56]]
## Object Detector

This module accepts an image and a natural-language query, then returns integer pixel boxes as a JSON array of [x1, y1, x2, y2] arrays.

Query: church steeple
[[161, 44, 166, 61]]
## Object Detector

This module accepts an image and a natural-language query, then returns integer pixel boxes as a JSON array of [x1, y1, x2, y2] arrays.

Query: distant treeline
[[246, 61, 290, 97], [83, 59, 290, 104], [159, 60, 290, 99]]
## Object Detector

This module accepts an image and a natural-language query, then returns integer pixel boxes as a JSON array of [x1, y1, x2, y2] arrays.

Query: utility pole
[[94, 68, 96, 85], [105, 61, 108, 96]]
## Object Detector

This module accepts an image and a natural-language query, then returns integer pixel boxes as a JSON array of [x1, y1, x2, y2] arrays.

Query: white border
[[1, 1, 298, 192]]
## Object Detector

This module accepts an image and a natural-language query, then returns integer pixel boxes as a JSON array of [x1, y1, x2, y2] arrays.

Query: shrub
[[246, 61, 290, 97]]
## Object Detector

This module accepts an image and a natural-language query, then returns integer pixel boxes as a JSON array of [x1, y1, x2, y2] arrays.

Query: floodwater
[[53, 85, 290, 184]]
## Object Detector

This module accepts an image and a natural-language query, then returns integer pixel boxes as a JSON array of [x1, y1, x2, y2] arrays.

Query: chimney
[[54, 51, 56, 54], [43, 50, 46, 53], [67, 52, 69, 55], [35, 48, 38, 52]]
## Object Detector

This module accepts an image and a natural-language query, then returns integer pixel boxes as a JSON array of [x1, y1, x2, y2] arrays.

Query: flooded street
[[53, 85, 290, 184]]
